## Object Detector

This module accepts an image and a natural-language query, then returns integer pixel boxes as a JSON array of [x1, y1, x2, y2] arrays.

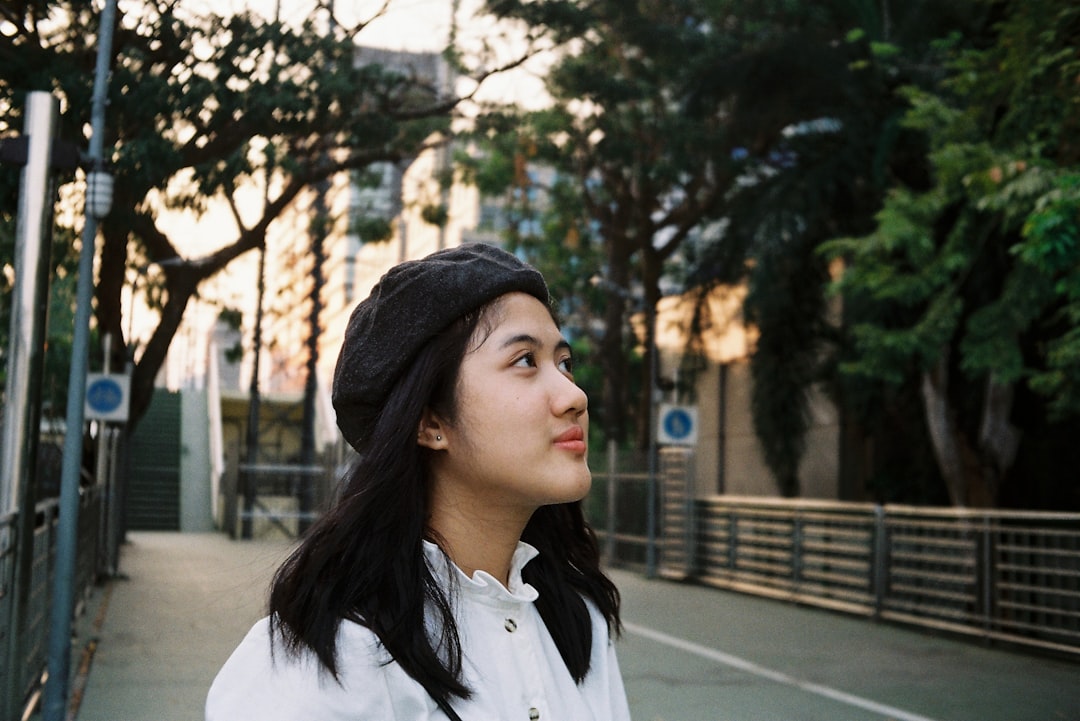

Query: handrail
[[588, 453, 1080, 658], [1, 487, 103, 720], [690, 497, 1080, 657]]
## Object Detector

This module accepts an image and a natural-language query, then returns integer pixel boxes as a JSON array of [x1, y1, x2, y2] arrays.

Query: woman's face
[[425, 292, 591, 517]]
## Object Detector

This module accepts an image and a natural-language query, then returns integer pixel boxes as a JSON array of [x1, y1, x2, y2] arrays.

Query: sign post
[[84, 372, 131, 424], [657, 404, 698, 446]]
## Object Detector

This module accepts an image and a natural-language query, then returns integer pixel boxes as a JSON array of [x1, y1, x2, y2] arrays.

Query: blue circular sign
[[663, 408, 694, 440], [86, 377, 124, 413]]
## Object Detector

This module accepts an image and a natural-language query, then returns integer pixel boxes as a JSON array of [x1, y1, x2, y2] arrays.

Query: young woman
[[206, 243, 631, 721]]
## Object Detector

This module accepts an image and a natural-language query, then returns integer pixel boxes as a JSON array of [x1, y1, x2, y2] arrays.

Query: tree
[[477, 0, 773, 448], [467, 0, 1021, 503], [1, 0, 528, 429], [670, 0, 989, 498], [822, 0, 1080, 507]]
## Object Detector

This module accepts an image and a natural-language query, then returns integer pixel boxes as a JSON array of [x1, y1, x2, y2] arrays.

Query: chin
[[567, 469, 592, 503]]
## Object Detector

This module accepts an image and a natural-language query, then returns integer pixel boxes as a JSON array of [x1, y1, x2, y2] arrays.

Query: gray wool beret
[[332, 242, 550, 450]]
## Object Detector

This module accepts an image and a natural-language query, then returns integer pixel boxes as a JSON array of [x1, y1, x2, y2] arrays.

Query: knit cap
[[331, 243, 549, 450]]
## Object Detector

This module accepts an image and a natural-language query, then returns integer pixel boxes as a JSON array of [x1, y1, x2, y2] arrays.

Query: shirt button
[[528, 708, 540, 720], [504, 618, 518, 633]]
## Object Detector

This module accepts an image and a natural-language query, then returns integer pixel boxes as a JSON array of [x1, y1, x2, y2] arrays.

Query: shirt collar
[[422, 539, 540, 605]]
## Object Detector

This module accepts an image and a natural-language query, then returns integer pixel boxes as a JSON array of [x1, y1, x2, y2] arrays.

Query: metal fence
[[695, 498, 1080, 656], [588, 445, 651, 568], [588, 454, 1080, 657], [0, 487, 103, 721]]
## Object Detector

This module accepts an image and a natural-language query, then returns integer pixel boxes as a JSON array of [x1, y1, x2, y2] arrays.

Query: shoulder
[[578, 599, 632, 720], [206, 617, 435, 721], [582, 596, 616, 645]]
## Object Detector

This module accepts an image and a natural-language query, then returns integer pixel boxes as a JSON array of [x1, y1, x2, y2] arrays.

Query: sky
[[140, 0, 551, 387], [184, 0, 460, 52], [175, 0, 552, 105]]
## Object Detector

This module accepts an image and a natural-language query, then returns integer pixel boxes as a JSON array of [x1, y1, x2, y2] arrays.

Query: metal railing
[[0, 487, 102, 720], [587, 447, 1080, 657], [692, 497, 1080, 656], [693, 497, 879, 614], [588, 446, 651, 569], [235, 463, 330, 539]]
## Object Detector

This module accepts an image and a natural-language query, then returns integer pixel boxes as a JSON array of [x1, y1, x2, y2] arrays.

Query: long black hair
[[268, 300, 621, 704]]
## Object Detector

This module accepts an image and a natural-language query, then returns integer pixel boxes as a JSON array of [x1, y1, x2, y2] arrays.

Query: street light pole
[[645, 299, 659, 579], [242, 245, 266, 540], [300, 180, 327, 534], [42, 0, 119, 718]]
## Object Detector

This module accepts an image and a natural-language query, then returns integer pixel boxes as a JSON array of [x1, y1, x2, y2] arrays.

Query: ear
[[417, 407, 449, 450]]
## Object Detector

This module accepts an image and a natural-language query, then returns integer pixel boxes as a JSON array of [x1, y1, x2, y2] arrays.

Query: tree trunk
[[974, 374, 1020, 507], [97, 222, 128, 370], [600, 247, 632, 444], [921, 352, 1018, 507], [920, 354, 967, 505], [127, 269, 198, 427]]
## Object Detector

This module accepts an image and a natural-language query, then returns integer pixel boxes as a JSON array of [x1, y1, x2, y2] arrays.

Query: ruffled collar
[[423, 539, 540, 606]]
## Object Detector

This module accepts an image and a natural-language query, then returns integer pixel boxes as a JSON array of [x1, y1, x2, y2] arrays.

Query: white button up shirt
[[206, 541, 632, 721]]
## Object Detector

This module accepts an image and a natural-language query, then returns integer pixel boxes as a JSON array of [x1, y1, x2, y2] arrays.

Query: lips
[[553, 426, 586, 454]]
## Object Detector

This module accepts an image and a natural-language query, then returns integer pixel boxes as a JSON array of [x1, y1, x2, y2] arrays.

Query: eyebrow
[[500, 333, 572, 353]]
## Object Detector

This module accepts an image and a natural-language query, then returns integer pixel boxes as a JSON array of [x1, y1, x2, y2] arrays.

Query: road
[[54, 533, 1079, 721]]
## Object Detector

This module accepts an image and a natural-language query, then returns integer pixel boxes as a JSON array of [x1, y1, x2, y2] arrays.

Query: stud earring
[[435, 434, 442, 441]]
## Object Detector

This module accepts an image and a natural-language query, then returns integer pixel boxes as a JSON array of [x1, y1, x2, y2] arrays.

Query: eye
[[512, 352, 537, 368], [558, 355, 575, 376]]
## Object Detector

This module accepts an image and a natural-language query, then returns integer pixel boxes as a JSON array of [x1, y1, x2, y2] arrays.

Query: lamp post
[[85, 167, 114, 220], [42, 0, 119, 718], [644, 299, 659, 579], [242, 244, 267, 539], [43, 164, 115, 718]]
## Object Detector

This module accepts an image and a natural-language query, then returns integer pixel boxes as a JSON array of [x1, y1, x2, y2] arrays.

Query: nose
[[551, 369, 588, 418]]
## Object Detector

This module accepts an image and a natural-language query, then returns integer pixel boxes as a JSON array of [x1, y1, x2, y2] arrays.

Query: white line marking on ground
[[624, 621, 943, 721]]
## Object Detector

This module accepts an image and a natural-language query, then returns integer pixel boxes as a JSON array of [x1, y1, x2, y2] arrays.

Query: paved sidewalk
[[70, 532, 293, 721], [53, 531, 1080, 721]]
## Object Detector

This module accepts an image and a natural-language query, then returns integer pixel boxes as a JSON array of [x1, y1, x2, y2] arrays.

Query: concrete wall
[[799, 383, 842, 498], [691, 360, 723, 497], [655, 285, 842, 500], [180, 389, 215, 531], [720, 361, 779, 496], [687, 359, 840, 500]]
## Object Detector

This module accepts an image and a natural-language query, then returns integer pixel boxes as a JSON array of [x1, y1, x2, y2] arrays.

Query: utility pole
[[42, 0, 119, 718], [298, 0, 335, 534], [241, 245, 266, 539], [299, 178, 327, 534]]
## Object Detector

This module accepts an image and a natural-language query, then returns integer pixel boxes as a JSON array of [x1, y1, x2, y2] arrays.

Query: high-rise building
[[252, 46, 484, 428]]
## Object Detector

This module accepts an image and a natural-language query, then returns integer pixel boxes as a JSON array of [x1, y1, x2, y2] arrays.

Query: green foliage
[[1, 0, 473, 428], [419, 203, 449, 227], [820, 0, 1080, 503], [822, 187, 963, 385], [477, 0, 761, 445], [223, 341, 244, 364], [481, 0, 1079, 504], [0, 221, 80, 421], [684, 0, 975, 495], [747, 251, 831, 496], [41, 263, 78, 419], [349, 215, 394, 244], [218, 306, 243, 330], [827, 0, 1080, 392], [1022, 172, 1080, 415]]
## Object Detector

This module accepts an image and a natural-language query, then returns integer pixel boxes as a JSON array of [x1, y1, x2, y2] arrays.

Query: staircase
[[126, 389, 182, 530]]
